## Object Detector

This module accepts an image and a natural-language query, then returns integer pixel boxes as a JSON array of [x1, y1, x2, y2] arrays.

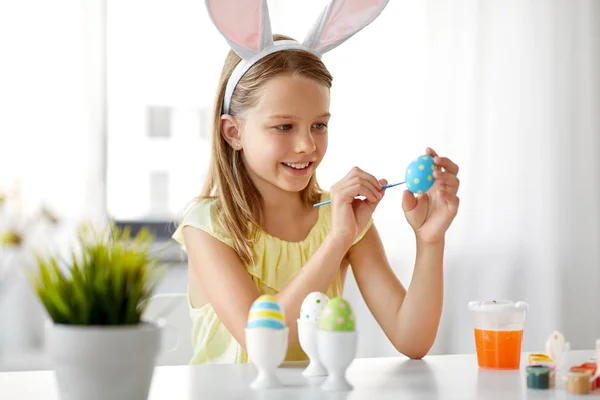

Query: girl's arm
[[183, 226, 349, 351], [349, 149, 459, 359], [348, 225, 444, 359]]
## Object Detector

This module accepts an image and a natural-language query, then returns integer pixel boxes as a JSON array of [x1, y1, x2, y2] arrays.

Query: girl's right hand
[[329, 167, 387, 249]]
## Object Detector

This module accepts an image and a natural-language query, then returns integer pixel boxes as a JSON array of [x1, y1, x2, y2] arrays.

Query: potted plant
[[27, 222, 166, 400]]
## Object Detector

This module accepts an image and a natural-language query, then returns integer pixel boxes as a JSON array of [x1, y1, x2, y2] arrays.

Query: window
[[105, 0, 219, 244]]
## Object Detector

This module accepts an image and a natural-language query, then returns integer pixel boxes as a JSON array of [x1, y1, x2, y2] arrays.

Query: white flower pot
[[46, 321, 162, 400], [0, 248, 33, 358]]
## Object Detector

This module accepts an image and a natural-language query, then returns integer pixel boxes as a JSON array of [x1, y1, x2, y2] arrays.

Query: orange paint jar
[[468, 300, 529, 370]]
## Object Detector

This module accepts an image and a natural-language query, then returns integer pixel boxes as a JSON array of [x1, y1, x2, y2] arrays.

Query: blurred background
[[0, 0, 598, 371]]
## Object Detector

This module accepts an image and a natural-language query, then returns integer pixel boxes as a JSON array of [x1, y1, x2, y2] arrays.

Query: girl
[[173, 0, 460, 364]]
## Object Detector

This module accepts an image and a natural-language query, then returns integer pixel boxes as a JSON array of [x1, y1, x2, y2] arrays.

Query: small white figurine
[[317, 297, 357, 391], [246, 295, 288, 389], [298, 292, 330, 376], [545, 331, 570, 373]]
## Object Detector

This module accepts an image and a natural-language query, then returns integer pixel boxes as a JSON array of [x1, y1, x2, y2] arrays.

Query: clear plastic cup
[[468, 300, 529, 369]]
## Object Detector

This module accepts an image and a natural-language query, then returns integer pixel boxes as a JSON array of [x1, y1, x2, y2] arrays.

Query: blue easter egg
[[405, 154, 436, 194]]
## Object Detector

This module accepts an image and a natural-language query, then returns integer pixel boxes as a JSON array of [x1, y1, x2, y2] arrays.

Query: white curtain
[[0, 0, 598, 362], [318, 0, 600, 356]]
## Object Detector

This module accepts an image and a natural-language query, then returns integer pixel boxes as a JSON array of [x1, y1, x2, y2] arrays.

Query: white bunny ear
[[303, 0, 389, 55], [205, 0, 273, 60]]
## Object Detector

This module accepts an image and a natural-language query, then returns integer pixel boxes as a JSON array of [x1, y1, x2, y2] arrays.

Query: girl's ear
[[220, 115, 242, 150]]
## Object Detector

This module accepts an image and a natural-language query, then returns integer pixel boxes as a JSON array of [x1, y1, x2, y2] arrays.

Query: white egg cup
[[245, 327, 289, 389], [317, 330, 357, 391], [297, 319, 327, 377]]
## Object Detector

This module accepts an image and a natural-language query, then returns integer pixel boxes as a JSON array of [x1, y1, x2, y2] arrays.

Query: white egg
[[300, 292, 329, 323]]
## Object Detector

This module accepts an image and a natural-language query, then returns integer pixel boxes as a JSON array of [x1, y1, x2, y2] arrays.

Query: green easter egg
[[318, 297, 355, 332]]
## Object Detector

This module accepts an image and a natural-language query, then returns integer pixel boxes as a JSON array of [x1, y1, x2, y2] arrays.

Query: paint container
[[527, 365, 550, 389], [528, 353, 552, 364], [566, 370, 592, 395], [528, 358, 557, 388], [571, 363, 599, 391], [468, 300, 528, 369]]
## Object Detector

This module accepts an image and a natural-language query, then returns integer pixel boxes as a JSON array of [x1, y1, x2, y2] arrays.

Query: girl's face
[[237, 75, 330, 195]]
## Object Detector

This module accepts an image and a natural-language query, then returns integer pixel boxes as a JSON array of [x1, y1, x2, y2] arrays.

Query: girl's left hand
[[402, 147, 460, 245]]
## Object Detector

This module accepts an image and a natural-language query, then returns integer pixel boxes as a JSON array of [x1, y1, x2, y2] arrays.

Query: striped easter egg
[[247, 295, 286, 330]]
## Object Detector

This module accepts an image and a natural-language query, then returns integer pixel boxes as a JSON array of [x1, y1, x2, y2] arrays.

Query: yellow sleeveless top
[[172, 192, 372, 364]]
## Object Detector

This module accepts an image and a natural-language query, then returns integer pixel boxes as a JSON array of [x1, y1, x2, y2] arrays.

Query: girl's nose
[[295, 130, 316, 153]]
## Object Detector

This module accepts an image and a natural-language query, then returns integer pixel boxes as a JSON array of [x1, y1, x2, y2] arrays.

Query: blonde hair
[[198, 34, 333, 264]]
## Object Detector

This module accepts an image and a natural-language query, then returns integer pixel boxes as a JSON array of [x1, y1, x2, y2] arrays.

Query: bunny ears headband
[[205, 0, 390, 114]]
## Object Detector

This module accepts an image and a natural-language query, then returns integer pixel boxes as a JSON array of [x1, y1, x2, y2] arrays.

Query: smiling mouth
[[281, 162, 313, 170]]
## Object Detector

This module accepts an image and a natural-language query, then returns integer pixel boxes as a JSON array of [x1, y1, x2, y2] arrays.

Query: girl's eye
[[313, 122, 327, 130], [276, 124, 293, 131]]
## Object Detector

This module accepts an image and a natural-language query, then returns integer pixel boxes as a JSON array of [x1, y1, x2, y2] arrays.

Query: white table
[[0, 350, 598, 399]]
